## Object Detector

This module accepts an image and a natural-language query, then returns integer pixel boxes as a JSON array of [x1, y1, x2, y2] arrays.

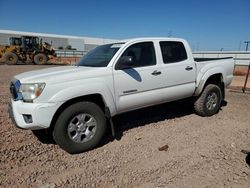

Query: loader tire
[[34, 53, 47, 64], [3, 52, 18, 65]]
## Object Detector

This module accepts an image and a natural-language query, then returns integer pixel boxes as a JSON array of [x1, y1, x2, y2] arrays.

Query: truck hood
[[14, 66, 110, 84]]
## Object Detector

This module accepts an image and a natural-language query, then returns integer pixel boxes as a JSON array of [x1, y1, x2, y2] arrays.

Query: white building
[[1, 30, 249, 65], [0, 30, 118, 51]]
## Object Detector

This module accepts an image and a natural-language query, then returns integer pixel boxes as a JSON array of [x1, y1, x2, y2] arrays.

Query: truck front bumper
[[8, 99, 62, 130]]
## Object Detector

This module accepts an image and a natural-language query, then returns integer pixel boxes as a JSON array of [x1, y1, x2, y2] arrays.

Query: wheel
[[34, 53, 47, 64], [194, 84, 222, 116], [3, 52, 18, 65], [53, 102, 107, 154]]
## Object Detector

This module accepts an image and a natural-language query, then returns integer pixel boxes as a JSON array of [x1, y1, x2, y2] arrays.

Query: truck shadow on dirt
[[109, 99, 228, 141], [246, 154, 250, 166], [241, 150, 250, 167], [32, 99, 228, 148]]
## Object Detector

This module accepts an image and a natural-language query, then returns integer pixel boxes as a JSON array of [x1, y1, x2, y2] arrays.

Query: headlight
[[19, 83, 45, 102]]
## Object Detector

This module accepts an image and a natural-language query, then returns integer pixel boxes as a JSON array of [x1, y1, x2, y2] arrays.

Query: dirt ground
[[230, 76, 250, 91], [234, 66, 250, 76], [0, 65, 250, 188]]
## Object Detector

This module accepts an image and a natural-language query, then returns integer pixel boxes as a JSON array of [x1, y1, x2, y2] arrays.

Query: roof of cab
[[117, 37, 185, 44]]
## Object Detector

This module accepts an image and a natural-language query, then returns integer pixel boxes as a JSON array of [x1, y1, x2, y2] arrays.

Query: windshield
[[77, 43, 123, 67]]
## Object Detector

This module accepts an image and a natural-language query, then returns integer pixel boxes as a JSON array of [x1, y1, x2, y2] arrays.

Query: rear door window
[[160, 41, 187, 63]]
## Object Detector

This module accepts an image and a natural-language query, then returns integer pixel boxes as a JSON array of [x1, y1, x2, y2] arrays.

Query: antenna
[[168, 30, 172, 37], [244, 41, 250, 51]]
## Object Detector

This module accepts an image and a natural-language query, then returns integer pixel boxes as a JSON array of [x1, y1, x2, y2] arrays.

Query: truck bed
[[194, 56, 234, 91]]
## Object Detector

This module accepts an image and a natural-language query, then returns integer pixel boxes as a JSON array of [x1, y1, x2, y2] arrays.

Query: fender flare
[[194, 67, 225, 96]]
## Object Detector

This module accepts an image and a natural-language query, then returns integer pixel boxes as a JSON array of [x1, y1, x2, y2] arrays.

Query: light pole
[[242, 41, 250, 93], [244, 41, 250, 51]]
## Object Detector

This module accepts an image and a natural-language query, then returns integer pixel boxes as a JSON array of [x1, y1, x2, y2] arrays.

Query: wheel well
[[49, 94, 106, 131], [205, 73, 223, 85], [204, 73, 225, 98]]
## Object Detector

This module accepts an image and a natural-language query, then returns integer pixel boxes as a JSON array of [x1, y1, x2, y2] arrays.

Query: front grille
[[10, 79, 22, 101]]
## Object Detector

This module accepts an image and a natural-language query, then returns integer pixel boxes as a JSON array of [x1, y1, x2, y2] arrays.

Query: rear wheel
[[194, 84, 222, 116], [53, 102, 107, 154], [3, 52, 18, 65], [34, 53, 47, 64]]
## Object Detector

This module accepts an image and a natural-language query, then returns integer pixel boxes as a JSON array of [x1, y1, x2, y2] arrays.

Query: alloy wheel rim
[[206, 92, 218, 110], [67, 113, 97, 143]]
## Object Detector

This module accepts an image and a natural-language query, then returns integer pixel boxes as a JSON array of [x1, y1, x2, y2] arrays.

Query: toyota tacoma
[[9, 38, 234, 154]]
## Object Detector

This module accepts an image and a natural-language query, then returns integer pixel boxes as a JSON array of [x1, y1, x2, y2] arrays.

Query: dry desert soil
[[0, 65, 250, 188]]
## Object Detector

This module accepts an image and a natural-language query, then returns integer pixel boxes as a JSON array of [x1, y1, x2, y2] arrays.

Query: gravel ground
[[0, 65, 249, 188], [230, 76, 250, 91]]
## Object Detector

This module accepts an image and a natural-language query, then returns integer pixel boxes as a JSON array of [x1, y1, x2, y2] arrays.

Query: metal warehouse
[[0, 30, 117, 51]]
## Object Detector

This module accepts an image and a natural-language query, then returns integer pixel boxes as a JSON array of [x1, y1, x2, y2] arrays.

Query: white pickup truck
[[9, 38, 234, 154]]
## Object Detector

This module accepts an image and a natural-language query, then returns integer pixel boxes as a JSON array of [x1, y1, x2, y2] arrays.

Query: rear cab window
[[159, 41, 187, 64]]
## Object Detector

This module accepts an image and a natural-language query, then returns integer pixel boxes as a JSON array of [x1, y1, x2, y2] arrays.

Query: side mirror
[[115, 56, 135, 70]]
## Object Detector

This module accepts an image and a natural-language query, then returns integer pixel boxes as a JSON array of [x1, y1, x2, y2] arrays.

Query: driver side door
[[113, 42, 164, 113]]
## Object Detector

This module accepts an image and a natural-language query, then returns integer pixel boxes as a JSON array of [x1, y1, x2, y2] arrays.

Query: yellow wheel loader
[[0, 36, 56, 65]]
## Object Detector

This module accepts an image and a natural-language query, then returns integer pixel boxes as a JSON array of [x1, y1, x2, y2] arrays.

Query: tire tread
[[194, 84, 222, 117], [53, 101, 106, 154]]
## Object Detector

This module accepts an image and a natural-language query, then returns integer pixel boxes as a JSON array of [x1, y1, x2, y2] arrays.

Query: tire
[[53, 102, 107, 154], [34, 53, 47, 64], [3, 52, 18, 65], [194, 84, 222, 117]]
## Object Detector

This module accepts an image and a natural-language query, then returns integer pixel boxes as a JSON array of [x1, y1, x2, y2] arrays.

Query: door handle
[[185, 66, 193, 71], [152, 70, 161, 76]]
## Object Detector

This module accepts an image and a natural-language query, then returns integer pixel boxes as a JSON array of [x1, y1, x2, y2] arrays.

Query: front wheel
[[3, 52, 18, 65], [194, 84, 222, 116], [33, 53, 47, 64], [53, 102, 107, 154]]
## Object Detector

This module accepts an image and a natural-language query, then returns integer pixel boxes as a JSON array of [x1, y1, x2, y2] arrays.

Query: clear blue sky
[[0, 0, 249, 51]]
